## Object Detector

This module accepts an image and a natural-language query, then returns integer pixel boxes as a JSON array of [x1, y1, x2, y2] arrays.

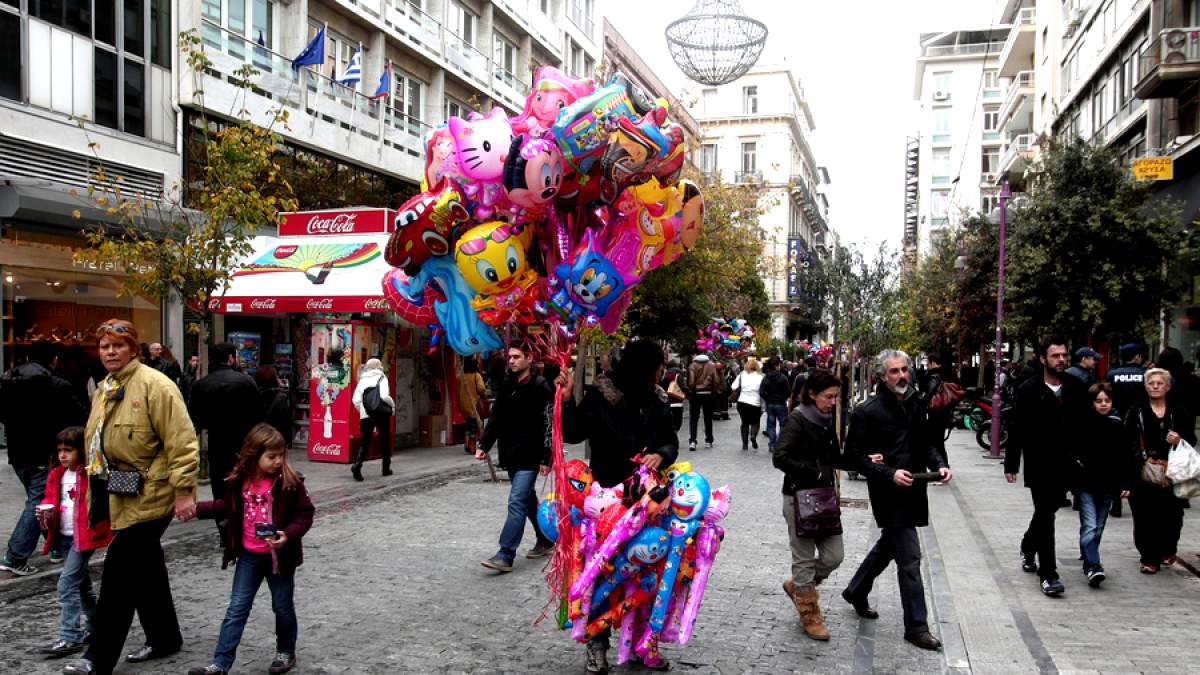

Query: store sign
[[1133, 157, 1173, 181], [786, 237, 807, 301], [209, 295, 391, 313], [277, 208, 395, 237]]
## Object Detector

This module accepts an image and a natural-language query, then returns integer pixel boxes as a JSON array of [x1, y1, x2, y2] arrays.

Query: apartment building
[[691, 65, 833, 342], [912, 28, 1010, 256], [180, 0, 601, 194], [0, 0, 182, 368]]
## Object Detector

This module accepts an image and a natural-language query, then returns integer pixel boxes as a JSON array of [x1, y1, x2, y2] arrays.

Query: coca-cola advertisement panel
[[308, 322, 354, 463], [278, 208, 395, 237]]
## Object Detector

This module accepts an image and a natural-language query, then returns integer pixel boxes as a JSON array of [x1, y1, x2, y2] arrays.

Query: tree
[[1007, 137, 1193, 344], [74, 29, 298, 341], [625, 172, 767, 350]]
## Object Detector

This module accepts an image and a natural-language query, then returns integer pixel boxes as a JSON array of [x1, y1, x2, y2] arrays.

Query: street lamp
[[990, 179, 1011, 460]]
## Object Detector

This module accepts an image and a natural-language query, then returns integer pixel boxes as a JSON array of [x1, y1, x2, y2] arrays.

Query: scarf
[[798, 402, 833, 428], [86, 375, 124, 478]]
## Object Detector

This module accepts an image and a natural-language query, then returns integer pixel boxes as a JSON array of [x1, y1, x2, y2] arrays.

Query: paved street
[[0, 420, 1198, 673]]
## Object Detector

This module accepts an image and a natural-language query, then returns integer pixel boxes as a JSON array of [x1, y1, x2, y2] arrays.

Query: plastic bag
[[1166, 439, 1200, 484], [1175, 478, 1200, 499]]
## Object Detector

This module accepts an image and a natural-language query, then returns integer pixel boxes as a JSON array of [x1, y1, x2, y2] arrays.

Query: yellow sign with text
[[1133, 157, 1174, 181]]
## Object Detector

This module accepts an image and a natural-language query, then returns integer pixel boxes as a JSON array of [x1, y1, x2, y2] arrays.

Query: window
[[700, 143, 718, 173], [742, 85, 758, 114], [150, 0, 171, 67], [981, 193, 999, 213], [569, 42, 584, 77], [932, 148, 951, 178], [123, 0, 143, 56], [982, 147, 999, 174], [95, 0, 115, 44], [94, 48, 118, 129], [493, 33, 516, 76], [983, 105, 1000, 132], [393, 69, 424, 127], [931, 189, 950, 217], [0, 11, 18, 101], [1092, 83, 1109, 130], [29, 0, 91, 36], [933, 71, 952, 94], [539, 0, 549, 12], [446, 97, 473, 119], [124, 58, 144, 136], [701, 87, 717, 115], [741, 141, 757, 173], [446, 0, 475, 45], [932, 107, 951, 140], [983, 69, 999, 89]]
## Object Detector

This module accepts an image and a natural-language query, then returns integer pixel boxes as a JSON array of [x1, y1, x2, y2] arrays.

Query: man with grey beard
[[841, 349, 951, 652]]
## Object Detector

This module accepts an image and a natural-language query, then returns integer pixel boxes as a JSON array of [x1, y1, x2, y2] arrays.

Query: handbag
[[928, 381, 964, 412], [729, 374, 742, 404], [792, 487, 842, 537], [475, 397, 492, 419], [1137, 410, 1172, 488], [105, 467, 144, 496], [364, 384, 393, 417]]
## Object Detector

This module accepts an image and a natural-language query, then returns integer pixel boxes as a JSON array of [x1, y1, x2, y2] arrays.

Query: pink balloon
[[677, 522, 723, 644]]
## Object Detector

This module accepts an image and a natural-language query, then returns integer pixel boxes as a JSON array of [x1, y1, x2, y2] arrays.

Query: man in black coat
[[559, 339, 679, 674], [477, 343, 555, 573], [842, 349, 951, 652], [188, 342, 263, 505], [0, 341, 86, 576], [1005, 336, 1087, 596]]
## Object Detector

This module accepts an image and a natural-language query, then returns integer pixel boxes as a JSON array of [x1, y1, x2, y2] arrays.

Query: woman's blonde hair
[[1144, 368, 1172, 389], [363, 358, 384, 372], [744, 357, 761, 372]]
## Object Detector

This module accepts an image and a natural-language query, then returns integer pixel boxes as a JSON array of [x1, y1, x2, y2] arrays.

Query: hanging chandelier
[[665, 0, 768, 87]]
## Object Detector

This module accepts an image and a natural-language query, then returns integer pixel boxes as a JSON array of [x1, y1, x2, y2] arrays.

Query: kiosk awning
[[208, 234, 392, 314]]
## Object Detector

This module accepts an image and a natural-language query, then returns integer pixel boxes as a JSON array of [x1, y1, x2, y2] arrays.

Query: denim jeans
[[764, 404, 789, 449], [5, 465, 48, 565], [497, 469, 550, 562], [213, 552, 297, 671], [1076, 491, 1112, 573], [56, 536, 98, 643]]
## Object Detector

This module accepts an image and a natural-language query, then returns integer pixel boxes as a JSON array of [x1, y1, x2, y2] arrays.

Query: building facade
[[912, 28, 1009, 256], [691, 65, 833, 342]]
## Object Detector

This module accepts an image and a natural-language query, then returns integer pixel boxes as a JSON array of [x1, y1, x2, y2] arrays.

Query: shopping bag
[[1174, 478, 1200, 499], [1166, 439, 1200, 484]]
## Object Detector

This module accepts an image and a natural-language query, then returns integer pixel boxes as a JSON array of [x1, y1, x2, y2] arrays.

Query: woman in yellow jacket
[[63, 319, 199, 675]]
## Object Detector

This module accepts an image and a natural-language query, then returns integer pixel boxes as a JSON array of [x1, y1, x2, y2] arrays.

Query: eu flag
[[292, 26, 325, 69]]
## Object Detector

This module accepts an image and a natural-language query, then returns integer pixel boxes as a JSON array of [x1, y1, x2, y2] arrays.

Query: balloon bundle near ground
[[538, 460, 729, 665], [381, 66, 705, 352]]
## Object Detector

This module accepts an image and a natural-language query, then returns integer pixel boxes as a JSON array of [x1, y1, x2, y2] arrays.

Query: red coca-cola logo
[[208, 298, 221, 310], [306, 213, 357, 235], [311, 442, 342, 455], [274, 245, 298, 259], [363, 297, 389, 311], [250, 298, 277, 310], [306, 298, 334, 311]]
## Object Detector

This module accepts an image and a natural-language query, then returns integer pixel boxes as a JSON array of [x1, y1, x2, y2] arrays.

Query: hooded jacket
[[687, 356, 719, 394], [352, 369, 394, 420], [561, 372, 679, 488]]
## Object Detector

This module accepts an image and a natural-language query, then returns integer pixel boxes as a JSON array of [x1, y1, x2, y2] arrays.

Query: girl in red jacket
[[36, 426, 113, 659], [185, 423, 315, 675]]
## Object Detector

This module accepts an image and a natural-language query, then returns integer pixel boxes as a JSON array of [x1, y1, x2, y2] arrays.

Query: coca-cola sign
[[249, 298, 277, 310], [273, 245, 298, 259], [306, 298, 334, 311], [277, 208, 394, 237], [310, 442, 343, 456], [363, 297, 389, 311]]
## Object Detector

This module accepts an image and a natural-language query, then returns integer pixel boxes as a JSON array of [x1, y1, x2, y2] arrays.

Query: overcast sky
[[602, 0, 996, 251]]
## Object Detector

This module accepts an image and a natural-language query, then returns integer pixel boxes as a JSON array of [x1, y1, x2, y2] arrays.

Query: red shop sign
[[277, 208, 395, 237]]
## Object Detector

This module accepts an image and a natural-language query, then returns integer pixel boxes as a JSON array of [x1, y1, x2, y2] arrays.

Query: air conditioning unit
[[1163, 29, 1193, 64], [933, 90, 950, 101]]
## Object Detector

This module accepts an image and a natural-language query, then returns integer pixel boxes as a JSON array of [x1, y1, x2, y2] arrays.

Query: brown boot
[[783, 581, 830, 641]]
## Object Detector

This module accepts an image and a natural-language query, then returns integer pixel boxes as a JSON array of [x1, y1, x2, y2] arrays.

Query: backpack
[[364, 384, 393, 417]]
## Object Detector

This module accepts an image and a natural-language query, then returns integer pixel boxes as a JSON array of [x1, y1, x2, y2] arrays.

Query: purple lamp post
[[990, 179, 1011, 459]]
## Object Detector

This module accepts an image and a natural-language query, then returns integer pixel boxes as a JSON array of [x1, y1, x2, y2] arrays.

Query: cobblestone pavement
[[0, 421, 1197, 673]]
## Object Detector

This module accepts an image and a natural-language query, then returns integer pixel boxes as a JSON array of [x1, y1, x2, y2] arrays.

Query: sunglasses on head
[[96, 322, 133, 336]]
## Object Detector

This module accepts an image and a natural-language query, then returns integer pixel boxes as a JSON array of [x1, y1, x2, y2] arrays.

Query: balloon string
[[536, 325, 574, 626]]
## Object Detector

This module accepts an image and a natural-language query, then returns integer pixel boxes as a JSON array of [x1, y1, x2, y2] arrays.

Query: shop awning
[[208, 234, 392, 314]]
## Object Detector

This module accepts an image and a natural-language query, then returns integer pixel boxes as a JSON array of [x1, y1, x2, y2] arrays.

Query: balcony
[[923, 41, 1007, 58], [385, 0, 442, 61], [1092, 97, 1145, 146], [998, 7, 1036, 77], [999, 70, 1035, 132], [789, 175, 829, 234], [998, 133, 1035, 176], [443, 32, 490, 88], [567, 2, 595, 41], [1135, 27, 1200, 99], [735, 169, 763, 184], [493, 0, 562, 58], [189, 20, 427, 182], [492, 67, 530, 111]]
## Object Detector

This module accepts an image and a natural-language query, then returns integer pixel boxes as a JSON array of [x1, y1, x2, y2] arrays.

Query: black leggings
[[354, 415, 393, 471], [737, 402, 761, 447]]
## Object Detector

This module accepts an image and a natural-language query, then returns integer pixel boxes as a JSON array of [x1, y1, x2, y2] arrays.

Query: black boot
[[740, 427, 748, 450], [751, 426, 759, 449]]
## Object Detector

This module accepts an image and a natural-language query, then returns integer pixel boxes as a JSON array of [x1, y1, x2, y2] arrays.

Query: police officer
[[1065, 347, 1102, 387], [1105, 343, 1147, 420]]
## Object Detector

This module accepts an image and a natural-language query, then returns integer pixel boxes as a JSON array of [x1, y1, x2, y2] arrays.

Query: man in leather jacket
[[842, 349, 951, 652]]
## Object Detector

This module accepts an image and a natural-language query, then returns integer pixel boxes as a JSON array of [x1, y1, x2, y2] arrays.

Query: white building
[[690, 65, 833, 342], [912, 28, 1009, 255]]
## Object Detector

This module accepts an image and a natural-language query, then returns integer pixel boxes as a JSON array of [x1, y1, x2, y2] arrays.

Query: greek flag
[[336, 48, 363, 86]]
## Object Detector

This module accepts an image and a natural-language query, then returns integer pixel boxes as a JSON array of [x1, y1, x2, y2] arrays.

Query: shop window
[[0, 12, 19, 101]]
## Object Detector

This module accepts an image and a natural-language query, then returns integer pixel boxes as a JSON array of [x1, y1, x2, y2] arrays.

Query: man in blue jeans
[[0, 341, 86, 576], [477, 343, 554, 573], [759, 357, 792, 451]]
